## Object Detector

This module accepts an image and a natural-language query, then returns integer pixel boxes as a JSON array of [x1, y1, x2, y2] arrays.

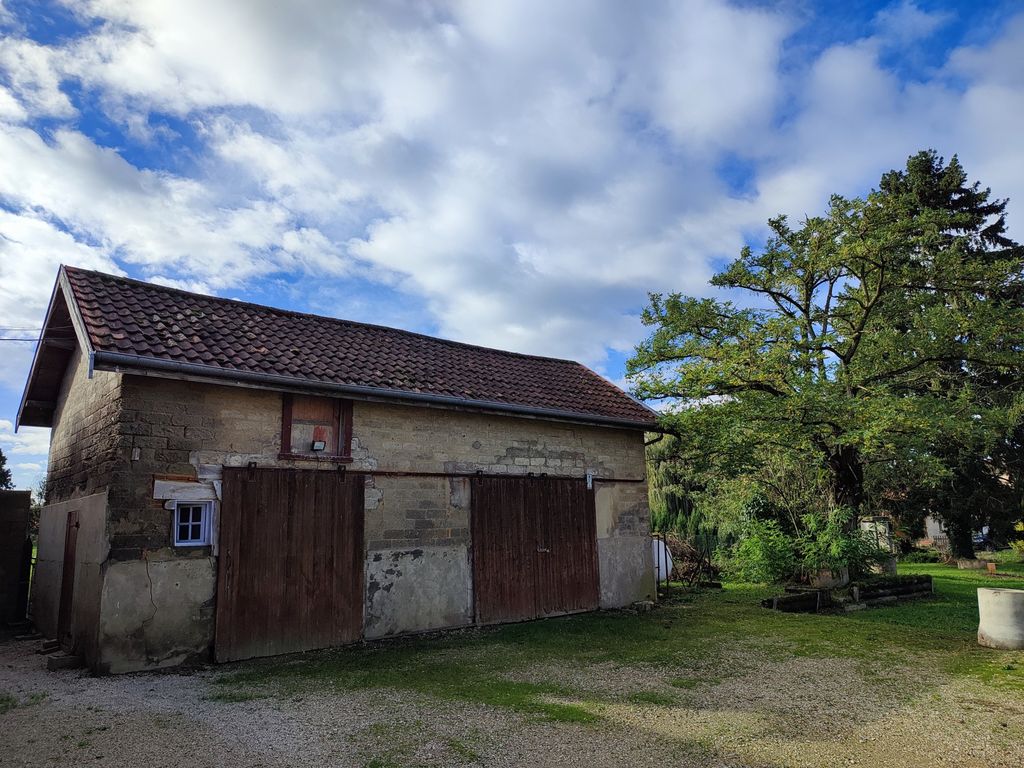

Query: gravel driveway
[[1, 632, 1022, 768]]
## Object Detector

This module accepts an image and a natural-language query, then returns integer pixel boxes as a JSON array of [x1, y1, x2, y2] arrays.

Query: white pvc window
[[174, 501, 212, 546]]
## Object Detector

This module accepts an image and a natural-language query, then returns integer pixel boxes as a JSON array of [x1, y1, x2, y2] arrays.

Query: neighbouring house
[[18, 266, 658, 673], [918, 516, 949, 551]]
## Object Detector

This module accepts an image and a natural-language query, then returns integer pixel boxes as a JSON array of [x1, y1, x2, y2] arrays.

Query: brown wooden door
[[215, 468, 364, 662], [534, 478, 600, 617], [471, 477, 539, 624], [472, 476, 599, 624], [57, 510, 79, 651]]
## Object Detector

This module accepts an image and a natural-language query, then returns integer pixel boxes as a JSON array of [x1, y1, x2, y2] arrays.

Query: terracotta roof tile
[[62, 267, 658, 428]]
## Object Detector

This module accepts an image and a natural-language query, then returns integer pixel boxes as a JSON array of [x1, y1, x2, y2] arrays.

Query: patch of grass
[[213, 563, 1024, 722], [668, 677, 700, 689], [0, 692, 17, 715], [628, 690, 677, 707], [354, 721, 483, 767], [205, 688, 264, 703], [0, 690, 47, 714], [446, 737, 480, 762]]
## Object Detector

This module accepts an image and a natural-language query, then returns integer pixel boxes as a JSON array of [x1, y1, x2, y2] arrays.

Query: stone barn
[[19, 266, 657, 673]]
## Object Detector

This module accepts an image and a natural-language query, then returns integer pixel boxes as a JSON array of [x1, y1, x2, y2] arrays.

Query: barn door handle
[[537, 547, 550, 553]]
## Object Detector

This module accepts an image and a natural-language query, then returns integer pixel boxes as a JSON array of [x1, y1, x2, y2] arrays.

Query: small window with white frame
[[174, 501, 212, 547]]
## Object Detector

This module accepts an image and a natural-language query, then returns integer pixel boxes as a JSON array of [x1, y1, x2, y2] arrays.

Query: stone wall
[[46, 349, 122, 504], [76, 373, 651, 671]]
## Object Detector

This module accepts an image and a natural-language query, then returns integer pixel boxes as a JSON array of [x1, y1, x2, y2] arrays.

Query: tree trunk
[[944, 516, 976, 560], [827, 445, 865, 517]]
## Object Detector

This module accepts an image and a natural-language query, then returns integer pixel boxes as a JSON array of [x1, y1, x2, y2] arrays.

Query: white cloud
[[0, 0, 1021, 384], [0, 419, 50, 455], [873, 1, 951, 46], [15, 462, 42, 472], [0, 84, 27, 122], [0, 37, 75, 118], [0, 210, 120, 389], [616, 0, 792, 148], [0, 124, 348, 290]]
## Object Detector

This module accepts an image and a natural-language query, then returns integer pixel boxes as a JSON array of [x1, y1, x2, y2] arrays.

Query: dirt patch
[[599, 654, 1024, 768]]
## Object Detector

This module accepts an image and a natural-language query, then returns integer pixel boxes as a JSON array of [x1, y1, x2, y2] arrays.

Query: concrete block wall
[[0, 490, 31, 624], [59, 373, 652, 672]]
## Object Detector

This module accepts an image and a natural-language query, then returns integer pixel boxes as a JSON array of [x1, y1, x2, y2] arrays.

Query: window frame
[[279, 394, 353, 462], [173, 500, 213, 547]]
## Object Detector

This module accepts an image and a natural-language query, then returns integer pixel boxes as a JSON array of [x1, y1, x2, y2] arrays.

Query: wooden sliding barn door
[[215, 468, 364, 662], [471, 476, 599, 625]]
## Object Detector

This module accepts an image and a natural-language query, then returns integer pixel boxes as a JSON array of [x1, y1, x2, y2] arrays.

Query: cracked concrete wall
[[595, 483, 656, 607], [364, 546, 473, 638], [33, 493, 109, 663], [97, 555, 216, 674]]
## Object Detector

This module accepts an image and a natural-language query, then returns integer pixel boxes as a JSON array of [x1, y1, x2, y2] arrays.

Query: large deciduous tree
[[629, 151, 1024, 557]]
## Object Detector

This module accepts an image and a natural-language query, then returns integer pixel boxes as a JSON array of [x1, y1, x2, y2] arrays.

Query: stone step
[[35, 639, 60, 655], [14, 632, 42, 641], [46, 653, 83, 671]]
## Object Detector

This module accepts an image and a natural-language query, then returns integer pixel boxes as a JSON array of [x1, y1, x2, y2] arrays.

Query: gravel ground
[[1, 635, 1022, 768]]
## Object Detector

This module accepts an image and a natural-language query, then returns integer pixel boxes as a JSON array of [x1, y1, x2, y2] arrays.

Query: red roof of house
[[26, 266, 657, 429]]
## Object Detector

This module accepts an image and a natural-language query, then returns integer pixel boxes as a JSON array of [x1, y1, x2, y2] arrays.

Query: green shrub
[[1011, 539, 1024, 561], [721, 519, 797, 583], [901, 548, 941, 563], [797, 508, 887, 577]]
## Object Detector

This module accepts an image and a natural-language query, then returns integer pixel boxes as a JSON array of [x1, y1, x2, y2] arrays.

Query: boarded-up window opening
[[280, 394, 353, 460]]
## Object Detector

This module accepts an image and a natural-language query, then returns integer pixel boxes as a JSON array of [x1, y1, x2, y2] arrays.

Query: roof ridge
[[62, 265, 593, 368]]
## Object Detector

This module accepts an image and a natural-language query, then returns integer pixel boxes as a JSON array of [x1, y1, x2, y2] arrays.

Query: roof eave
[[92, 350, 660, 431], [16, 267, 95, 430]]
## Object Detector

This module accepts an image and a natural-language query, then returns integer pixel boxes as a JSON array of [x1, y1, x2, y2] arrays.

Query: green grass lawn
[[212, 560, 1024, 722]]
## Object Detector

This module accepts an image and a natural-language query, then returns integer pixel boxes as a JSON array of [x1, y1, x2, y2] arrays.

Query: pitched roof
[[19, 266, 657, 429]]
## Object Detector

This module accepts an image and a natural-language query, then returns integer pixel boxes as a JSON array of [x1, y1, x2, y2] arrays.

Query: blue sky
[[1, 0, 1023, 490]]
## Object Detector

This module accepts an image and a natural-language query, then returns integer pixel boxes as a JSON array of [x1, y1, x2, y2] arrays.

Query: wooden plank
[[292, 395, 338, 423]]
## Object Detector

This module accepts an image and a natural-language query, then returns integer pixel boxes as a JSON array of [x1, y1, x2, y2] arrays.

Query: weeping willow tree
[[647, 435, 705, 536]]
